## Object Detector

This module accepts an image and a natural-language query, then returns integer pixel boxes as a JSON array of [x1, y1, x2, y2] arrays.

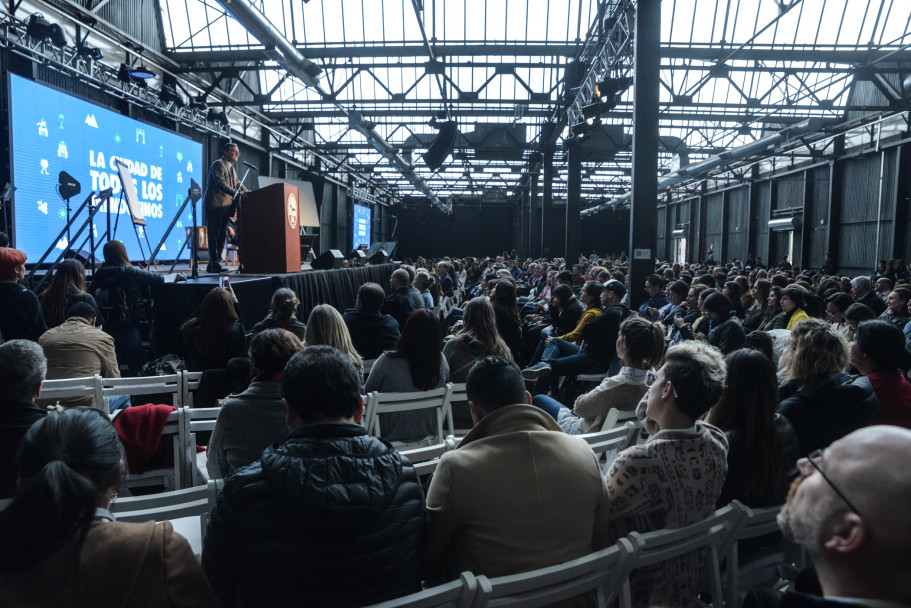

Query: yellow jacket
[[786, 308, 810, 330], [555, 306, 603, 344]]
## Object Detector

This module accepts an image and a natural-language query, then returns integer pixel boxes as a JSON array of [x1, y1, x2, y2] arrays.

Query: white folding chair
[[101, 373, 182, 410], [401, 442, 450, 478], [724, 502, 804, 607], [576, 372, 607, 383], [449, 382, 467, 404], [364, 384, 455, 449], [186, 407, 222, 485], [363, 358, 378, 376], [181, 371, 204, 407], [39, 375, 104, 411], [121, 407, 189, 491], [620, 502, 748, 608], [474, 539, 634, 608], [110, 478, 222, 557], [599, 407, 640, 433], [580, 421, 638, 473], [362, 571, 478, 608]]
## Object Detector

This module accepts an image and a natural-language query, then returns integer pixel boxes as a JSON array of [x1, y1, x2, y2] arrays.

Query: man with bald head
[[778, 425, 911, 607], [381, 268, 416, 328]]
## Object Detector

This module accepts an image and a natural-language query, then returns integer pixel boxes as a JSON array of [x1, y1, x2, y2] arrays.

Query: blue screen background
[[352, 204, 371, 251], [9, 74, 203, 261]]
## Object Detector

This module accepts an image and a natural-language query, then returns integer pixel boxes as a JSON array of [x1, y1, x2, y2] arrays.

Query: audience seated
[[524, 279, 630, 395], [533, 316, 664, 434], [524, 282, 584, 366], [423, 357, 610, 585], [38, 259, 104, 329], [38, 302, 120, 408], [443, 296, 512, 383], [849, 320, 911, 429], [0, 408, 216, 607], [759, 286, 787, 330], [250, 288, 306, 340], [203, 346, 424, 607], [343, 282, 400, 360], [778, 318, 879, 456], [825, 291, 855, 341], [181, 285, 246, 372], [488, 279, 524, 362], [91, 240, 163, 375], [781, 285, 811, 330], [607, 341, 728, 608], [879, 286, 911, 328], [0, 247, 47, 342], [364, 309, 450, 442], [381, 268, 416, 327], [207, 329, 304, 479], [0, 340, 47, 499], [304, 304, 363, 374], [637, 273, 669, 318], [777, 426, 911, 608], [707, 349, 799, 508]]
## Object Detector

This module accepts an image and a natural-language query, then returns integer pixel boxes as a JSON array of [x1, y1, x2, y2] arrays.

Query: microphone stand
[[231, 165, 252, 273]]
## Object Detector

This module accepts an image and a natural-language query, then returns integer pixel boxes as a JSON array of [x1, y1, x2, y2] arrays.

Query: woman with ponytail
[[0, 408, 216, 607], [532, 317, 666, 434]]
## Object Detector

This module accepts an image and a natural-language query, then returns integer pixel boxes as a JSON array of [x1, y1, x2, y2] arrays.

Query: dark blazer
[[203, 158, 240, 210], [382, 288, 416, 328], [0, 283, 47, 341], [707, 316, 746, 355], [343, 309, 401, 359], [0, 401, 46, 498], [856, 291, 887, 316]]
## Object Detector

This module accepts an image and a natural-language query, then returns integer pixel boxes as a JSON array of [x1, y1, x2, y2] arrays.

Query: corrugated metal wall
[[656, 204, 666, 261], [92, 0, 165, 52], [755, 181, 771, 265], [704, 192, 724, 260], [838, 151, 898, 275], [726, 187, 750, 262]]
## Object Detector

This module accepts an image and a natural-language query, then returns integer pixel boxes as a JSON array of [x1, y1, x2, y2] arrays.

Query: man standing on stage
[[203, 142, 248, 273]]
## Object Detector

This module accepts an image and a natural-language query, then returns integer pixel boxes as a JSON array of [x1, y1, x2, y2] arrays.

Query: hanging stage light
[[26, 14, 67, 48]]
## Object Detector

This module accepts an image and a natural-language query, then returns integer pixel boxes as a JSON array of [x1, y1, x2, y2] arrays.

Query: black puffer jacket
[[202, 423, 425, 608], [90, 265, 163, 329], [778, 372, 879, 457]]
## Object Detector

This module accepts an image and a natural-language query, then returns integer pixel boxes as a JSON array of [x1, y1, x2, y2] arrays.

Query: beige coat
[[0, 519, 217, 607], [423, 405, 611, 584], [38, 316, 119, 407]]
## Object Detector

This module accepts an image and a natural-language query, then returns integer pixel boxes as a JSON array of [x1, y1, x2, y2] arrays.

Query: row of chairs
[[366, 500, 801, 608], [40, 371, 210, 412], [107, 481, 798, 608]]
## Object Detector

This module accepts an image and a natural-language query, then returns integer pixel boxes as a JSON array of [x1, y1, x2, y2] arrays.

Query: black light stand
[[73, 187, 113, 275], [0, 183, 15, 238], [146, 179, 201, 276], [57, 171, 81, 246], [27, 190, 97, 294]]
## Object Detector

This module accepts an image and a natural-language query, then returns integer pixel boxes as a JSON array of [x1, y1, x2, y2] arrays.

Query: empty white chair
[[474, 539, 634, 608], [364, 384, 455, 450], [619, 502, 748, 608], [362, 571, 478, 608], [101, 373, 182, 409]]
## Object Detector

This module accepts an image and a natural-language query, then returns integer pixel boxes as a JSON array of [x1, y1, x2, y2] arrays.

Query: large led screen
[[9, 74, 203, 261], [352, 203, 371, 251]]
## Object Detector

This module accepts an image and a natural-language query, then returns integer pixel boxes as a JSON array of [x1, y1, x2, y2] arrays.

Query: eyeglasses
[[801, 449, 864, 519], [645, 370, 679, 399]]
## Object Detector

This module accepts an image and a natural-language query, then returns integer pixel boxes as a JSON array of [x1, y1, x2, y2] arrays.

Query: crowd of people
[[1, 242, 910, 608]]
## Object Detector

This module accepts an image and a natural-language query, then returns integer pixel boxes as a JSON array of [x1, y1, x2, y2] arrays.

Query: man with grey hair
[[0, 339, 47, 498], [851, 276, 886, 316], [778, 426, 911, 608]]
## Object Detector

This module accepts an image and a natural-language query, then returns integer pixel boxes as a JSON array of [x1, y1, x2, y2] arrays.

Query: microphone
[[243, 161, 258, 171]]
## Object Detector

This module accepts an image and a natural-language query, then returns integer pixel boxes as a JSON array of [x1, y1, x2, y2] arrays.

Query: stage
[[150, 263, 397, 356]]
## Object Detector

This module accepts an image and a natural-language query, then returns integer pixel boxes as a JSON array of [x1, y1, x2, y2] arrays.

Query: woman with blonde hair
[[533, 317, 666, 435], [778, 318, 878, 456], [443, 296, 511, 383], [304, 304, 363, 370]]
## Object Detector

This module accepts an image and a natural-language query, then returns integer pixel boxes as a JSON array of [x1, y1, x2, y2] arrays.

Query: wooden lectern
[[238, 182, 302, 274]]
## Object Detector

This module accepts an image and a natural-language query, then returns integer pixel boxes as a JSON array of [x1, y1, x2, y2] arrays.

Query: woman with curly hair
[[778, 318, 878, 456]]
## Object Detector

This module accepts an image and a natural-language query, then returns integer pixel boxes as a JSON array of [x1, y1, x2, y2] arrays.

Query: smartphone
[[218, 274, 226, 288]]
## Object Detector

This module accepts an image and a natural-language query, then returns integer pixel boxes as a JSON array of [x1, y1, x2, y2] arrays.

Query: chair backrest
[[364, 384, 455, 447], [362, 571, 478, 608], [101, 374, 182, 407], [449, 382, 467, 404], [723, 501, 795, 607], [474, 539, 634, 608], [187, 407, 222, 434], [599, 407, 640, 434], [619, 502, 748, 608], [181, 371, 204, 407], [40, 375, 104, 411], [401, 442, 450, 477], [580, 421, 638, 472], [117, 406, 189, 491]]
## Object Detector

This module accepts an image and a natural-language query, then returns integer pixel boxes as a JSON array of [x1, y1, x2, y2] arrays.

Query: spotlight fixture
[[26, 13, 67, 48], [118, 63, 154, 87], [207, 109, 229, 127], [569, 120, 593, 143], [159, 74, 186, 107], [76, 45, 103, 61], [593, 76, 632, 107], [580, 102, 606, 124], [189, 96, 209, 112]]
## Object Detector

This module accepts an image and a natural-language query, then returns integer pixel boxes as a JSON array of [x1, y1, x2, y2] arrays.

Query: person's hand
[[695, 332, 707, 341], [674, 317, 685, 328], [544, 336, 552, 344], [648, 307, 659, 320]]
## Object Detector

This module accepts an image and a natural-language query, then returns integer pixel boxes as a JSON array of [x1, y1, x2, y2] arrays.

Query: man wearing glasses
[[778, 425, 911, 608]]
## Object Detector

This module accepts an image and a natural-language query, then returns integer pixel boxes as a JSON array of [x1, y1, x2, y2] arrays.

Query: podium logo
[[287, 193, 298, 230]]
